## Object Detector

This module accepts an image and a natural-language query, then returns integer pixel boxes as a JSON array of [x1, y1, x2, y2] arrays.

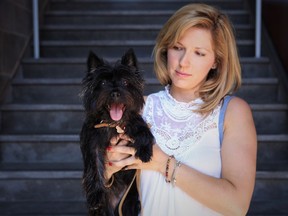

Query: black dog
[[80, 49, 154, 216]]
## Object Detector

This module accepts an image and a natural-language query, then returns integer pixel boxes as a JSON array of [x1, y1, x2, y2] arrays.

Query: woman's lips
[[175, 70, 192, 77]]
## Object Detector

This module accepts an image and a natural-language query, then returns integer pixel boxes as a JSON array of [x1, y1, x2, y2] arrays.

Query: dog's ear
[[121, 48, 138, 69], [87, 51, 104, 72]]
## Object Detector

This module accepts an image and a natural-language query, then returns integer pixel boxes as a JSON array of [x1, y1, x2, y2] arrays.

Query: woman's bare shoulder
[[226, 96, 252, 118], [224, 96, 256, 142]]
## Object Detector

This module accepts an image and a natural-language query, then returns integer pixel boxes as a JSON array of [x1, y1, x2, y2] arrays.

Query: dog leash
[[118, 171, 137, 216]]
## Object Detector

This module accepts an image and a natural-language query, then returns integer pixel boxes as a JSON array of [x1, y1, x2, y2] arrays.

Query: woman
[[105, 3, 257, 215]]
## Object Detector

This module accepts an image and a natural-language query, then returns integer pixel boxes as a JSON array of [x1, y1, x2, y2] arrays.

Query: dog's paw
[[135, 146, 153, 163], [139, 154, 152, 163]]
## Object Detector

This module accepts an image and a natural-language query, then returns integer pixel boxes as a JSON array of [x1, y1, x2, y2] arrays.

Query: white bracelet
[[171, 160, 181, 187]]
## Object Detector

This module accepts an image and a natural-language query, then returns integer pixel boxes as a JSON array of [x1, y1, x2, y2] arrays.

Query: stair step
[[249, 201, 288, 215], [21, 57, 273, 79], [235, 78, 280, 103], [256, 134, 288, 171], [249, 171, 288, 215], [0, 104, 84, 135], [0, 170, 287, 215], [38, 39, 255, 58], [0, 134, 82, 165], [41, 24, 254, 40], [251, 104, 288, 134], [1, 134, 287, 171], [0, 171, 84, 202], [45, 10, 250, 25], [0, 103, 287, 134], [0, 162, 82, 171], [11, 78, 279, 104], [0, 201, 86, 216], [49, 0, 244, 11]]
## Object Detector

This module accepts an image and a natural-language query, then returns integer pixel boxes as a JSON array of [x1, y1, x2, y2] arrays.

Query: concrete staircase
[[0, 0, 288, 215]]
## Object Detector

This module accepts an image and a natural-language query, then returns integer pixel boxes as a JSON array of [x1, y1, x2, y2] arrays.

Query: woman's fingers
[[106, 151, 129, 162], [110, 134, 134, 146], [110, 134, 122, 145], [111, 155, 138, 168], [107, 134, 137, 172], [108, 145, 136, 155], [106, 145, 137, 167]]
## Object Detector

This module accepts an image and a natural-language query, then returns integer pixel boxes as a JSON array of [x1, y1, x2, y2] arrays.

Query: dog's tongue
[[110, 103, 124, 121]]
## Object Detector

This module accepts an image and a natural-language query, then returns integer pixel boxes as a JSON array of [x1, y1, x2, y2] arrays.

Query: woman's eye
[[195, 51, 205, 56], [173, 46, 182, 51]]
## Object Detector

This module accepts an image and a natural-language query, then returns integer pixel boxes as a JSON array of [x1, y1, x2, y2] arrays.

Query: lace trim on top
[[143, 86, 221, 158], [162, 85, 203, 120]]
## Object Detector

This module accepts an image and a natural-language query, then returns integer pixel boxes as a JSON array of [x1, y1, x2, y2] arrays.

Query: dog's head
[[81, 49, 145, 121]]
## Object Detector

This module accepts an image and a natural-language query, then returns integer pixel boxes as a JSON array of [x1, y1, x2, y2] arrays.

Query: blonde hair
[[153, 3, 241, 114]]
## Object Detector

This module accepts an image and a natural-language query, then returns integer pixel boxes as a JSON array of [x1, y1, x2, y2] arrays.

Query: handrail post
[[33, 0, 40, 59], [255, 0, 262, 58]]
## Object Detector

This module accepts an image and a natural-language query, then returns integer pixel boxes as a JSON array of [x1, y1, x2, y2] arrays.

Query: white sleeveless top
[[140, 86, 226, 216]]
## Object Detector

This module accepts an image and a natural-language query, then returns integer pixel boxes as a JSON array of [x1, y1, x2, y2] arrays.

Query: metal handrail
[[31, 0, 262, 59], [33, 0, 39, 59], [255, 0, 262, 58]]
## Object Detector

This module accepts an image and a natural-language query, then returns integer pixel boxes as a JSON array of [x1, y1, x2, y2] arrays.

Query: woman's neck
[[169, 85, 199, 103]]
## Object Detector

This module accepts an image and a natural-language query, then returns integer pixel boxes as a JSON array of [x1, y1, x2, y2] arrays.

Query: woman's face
[[167, 27, 216, 99]]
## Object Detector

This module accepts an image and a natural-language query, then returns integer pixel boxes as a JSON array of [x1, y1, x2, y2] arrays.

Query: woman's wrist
[[165, 155, 175, 183], [162, 156, 181, 186], [104, 168, 115, 188], [104, 169, 113, 182], [104, 175, 114, 188]]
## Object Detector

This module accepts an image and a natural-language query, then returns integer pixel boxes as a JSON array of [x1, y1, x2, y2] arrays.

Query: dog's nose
[[111, 92, 120, 98]]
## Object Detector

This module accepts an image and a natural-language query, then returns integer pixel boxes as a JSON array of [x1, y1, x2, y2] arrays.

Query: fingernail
[[106, 146, 112, 151], [108, 162, 113, 166]]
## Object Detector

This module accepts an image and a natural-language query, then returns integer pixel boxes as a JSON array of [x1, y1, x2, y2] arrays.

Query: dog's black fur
[[80, 49, 154, 216]]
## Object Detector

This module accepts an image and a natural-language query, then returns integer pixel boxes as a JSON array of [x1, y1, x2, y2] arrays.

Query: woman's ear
[[211, 63, 217, 69]]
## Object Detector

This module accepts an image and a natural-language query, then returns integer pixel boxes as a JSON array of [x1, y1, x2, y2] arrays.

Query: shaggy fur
[[80, 49, 154, 215]]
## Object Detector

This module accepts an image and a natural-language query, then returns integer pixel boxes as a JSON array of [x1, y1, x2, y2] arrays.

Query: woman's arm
[[170, 98, 256, 215], [108, 97, 257, 215]]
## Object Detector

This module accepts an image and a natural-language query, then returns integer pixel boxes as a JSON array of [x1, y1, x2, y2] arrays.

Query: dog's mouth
[[109, 103, 125, 121]]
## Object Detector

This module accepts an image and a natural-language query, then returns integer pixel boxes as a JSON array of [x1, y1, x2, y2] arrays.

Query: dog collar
[[94, 120, 125, 133]]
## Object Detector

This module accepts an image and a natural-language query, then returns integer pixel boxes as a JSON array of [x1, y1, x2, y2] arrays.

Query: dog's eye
[[101, 80, 106, 86], [122, 80, 128, 86]]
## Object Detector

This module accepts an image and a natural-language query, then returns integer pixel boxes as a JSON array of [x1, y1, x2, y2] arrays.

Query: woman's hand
[[104, 133, 135, 179], [107, 140, 168, 177]]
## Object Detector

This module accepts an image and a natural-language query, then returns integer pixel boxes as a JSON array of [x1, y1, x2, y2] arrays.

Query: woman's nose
[[179, 52, 191, 67]]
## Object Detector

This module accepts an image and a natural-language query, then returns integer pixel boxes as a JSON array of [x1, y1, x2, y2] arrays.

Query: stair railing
[[33, 0, 39, 59], [31, 0, 263, 59], [255, 0, 262, 58]]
